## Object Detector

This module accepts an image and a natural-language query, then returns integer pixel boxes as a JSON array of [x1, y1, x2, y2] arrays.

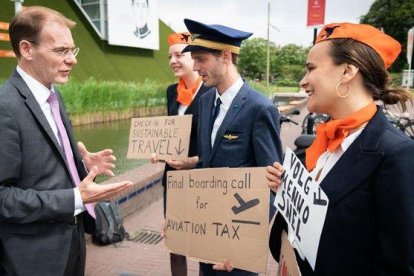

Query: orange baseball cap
[[167, 32, 192, 46], [316, 22, 401, 68]]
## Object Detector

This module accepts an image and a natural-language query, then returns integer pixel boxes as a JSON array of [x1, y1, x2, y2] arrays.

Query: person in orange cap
[[151, 32, 210, 276], [266, 22, 414, 275]]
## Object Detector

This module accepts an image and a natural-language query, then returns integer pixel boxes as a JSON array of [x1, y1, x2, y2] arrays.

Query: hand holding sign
[[266, 161, 285, 193], [166, 156, 199, 170], [274, 147, 329, 270], [213, 259, 234, 272]]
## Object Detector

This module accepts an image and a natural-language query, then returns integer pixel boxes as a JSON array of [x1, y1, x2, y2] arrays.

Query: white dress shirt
[[16, 66, 85, 215], [211, 76, 244, 146], [311, 128, 364, 184]]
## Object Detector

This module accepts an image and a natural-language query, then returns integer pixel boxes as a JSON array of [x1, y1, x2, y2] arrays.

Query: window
[[73, 0, 108, 39]]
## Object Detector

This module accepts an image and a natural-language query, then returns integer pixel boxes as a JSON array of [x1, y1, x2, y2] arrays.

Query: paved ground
[[85, 198, 278, 276], [85, 102, 309, 276], [85, 100, 414, 276]]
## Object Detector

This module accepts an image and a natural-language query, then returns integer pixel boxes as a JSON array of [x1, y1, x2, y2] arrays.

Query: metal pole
[[11, 0, 24, 15], [99, 0, 106, 39], [407, 27, 414, 89], [266, 1, 270, 86]]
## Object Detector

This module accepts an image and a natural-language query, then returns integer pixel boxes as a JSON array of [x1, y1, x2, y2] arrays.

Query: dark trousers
[[64, 220, 86, 276], [199, 263, 258, 276]]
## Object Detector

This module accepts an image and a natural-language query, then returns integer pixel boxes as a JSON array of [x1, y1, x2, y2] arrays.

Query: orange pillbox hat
[[167, 32, 192, 46], [316, 22, 401, 68]]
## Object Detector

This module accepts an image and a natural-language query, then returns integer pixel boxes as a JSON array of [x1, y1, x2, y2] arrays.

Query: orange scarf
[[305, 102, 377, 171], [176, 77, 202, 106]]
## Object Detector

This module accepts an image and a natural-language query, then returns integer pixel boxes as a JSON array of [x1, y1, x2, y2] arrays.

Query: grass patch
[[58, 78, 168, 115], [249, 81, 299, 96]]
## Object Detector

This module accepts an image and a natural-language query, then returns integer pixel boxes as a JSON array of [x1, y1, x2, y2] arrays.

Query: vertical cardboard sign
[[165, 167, 269, 273], [274, 147, 329, 270], [127, 115, 192, 160], [278, 231, 301, 276]]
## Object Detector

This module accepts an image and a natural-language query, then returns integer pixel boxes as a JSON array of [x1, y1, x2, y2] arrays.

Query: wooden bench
[[0, 21, 15, 58]]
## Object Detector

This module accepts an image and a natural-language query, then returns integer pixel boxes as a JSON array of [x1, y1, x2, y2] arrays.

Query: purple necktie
[[48, 91, 96, 218]]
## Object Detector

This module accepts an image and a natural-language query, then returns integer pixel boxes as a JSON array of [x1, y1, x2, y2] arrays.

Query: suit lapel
[[169, 92, 179, 115], [184, 91, 198, 115], [320, 108, 385, 204], [10, 72, 66, 162], [210, 83, 249, 161], [202, 91, 216, 161]]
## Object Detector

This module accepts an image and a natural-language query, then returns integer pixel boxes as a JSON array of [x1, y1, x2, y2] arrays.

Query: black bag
[[92, 201, 128, 245]]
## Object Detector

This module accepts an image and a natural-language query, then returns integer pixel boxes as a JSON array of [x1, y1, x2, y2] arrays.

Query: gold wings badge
[[223, 134, 239, 140]]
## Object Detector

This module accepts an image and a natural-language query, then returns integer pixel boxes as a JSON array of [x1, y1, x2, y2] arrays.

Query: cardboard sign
[[274, 147, 329, 270], [278, 231, 301, 276], [165, 167, 269, 273], [127, 115, 192, 160]]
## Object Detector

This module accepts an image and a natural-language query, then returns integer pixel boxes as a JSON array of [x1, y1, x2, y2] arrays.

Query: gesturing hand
[[78, 141, 116, 177], [79, 166, 132, 204]]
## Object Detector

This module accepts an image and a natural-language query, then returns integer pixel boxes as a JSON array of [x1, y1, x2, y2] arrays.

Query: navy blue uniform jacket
[[270, 107, 414, 275], [197, 82, 282, 169], [166, 83, 211, 157]]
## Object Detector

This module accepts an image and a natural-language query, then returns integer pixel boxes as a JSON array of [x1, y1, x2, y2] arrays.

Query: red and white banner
[[307, 0, 326, 28]]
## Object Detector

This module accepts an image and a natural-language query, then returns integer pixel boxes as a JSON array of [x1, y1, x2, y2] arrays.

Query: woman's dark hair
[[329, 38, 412, 111]]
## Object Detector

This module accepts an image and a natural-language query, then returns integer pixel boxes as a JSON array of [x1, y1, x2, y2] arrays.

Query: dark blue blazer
[[270, 107, 414, 275], [197, 82, 282, 169], [162, 83, 211, 214], [166, 83, 211, 157]]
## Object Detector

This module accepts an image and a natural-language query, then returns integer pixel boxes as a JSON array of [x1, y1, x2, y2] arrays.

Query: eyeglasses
[[28, 40, 80, 59]]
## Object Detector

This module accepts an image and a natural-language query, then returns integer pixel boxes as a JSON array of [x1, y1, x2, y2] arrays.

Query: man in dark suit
[[182, 19, 283, 276], [0, 6, 131, 275]]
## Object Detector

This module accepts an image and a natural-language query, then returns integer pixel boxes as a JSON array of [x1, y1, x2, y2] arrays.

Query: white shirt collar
[[16, 66, 53, 106], [214, 76, 243, 110], [340, 128, 364, 152], [311, 127, 365, 184]]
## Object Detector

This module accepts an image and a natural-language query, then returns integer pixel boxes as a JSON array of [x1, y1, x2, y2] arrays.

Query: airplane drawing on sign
[[231, 193, 261, 225]]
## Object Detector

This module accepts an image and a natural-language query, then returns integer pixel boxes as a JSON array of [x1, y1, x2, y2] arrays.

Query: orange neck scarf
[[176, 77, 202, 106], [305, 102, 377, 171]]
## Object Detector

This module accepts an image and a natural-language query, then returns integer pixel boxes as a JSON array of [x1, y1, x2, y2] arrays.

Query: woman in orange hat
[[152, 32, 210, 276], [266, 23, 414, 275]]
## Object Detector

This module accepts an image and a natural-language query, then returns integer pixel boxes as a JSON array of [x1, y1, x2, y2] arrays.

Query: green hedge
[[248, 80, 299, 96], [58, 78, 167, 115]]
